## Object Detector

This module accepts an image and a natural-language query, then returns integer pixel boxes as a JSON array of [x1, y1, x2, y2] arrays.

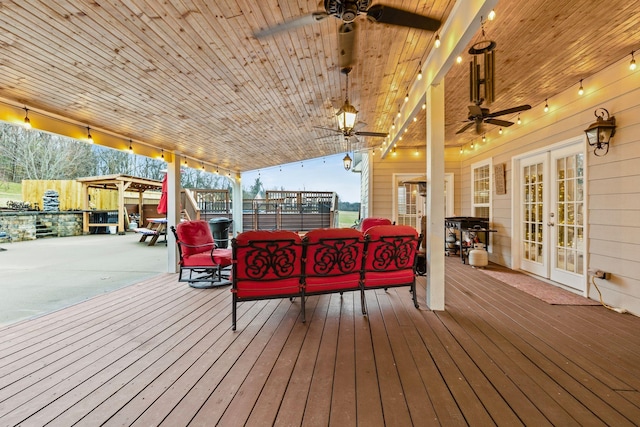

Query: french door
[[517, 143, 585, 291]]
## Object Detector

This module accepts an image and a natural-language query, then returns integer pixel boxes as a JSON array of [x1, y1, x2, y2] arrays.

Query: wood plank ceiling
[[0, 1, 638, 173]]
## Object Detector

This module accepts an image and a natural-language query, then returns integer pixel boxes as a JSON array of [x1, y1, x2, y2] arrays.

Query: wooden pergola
[[76, 174, 163, 235]]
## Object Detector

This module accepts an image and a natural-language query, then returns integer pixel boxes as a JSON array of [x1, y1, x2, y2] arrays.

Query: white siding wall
[[370, 149, 428, 221], [368, 149, 462, 224], [449, 56, 640, 315], [359, 153, 370, 219]]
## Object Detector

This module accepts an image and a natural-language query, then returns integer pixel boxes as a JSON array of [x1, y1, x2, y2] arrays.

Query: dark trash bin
[[209, 217, 233, 248]]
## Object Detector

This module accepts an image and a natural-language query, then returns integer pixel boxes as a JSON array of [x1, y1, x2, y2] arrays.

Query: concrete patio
[[0, 233, 167, 326]]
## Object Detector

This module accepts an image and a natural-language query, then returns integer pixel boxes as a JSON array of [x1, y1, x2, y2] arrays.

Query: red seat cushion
[[181, 248, 232, 267], [303, 228, 364, 293], [211, 248, 232, 266], [233, 230, 303, 299], [176, 220, 215, 257]]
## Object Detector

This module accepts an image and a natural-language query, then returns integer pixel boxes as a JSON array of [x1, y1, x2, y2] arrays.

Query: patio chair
[[171, 220, 232, 289], [362, 224, 420, 312], [360, 217, 392, 232]]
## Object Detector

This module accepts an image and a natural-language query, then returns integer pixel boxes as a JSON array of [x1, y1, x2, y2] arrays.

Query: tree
[[243, 177, 264, 199], [0, 123, 94, 181]]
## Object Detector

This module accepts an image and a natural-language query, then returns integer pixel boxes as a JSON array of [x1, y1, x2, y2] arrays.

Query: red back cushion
[[363, 225, 419, 273], [233, 230, 303, 298], [303, 228, 364, 293], [361, 217, 392, 233], [176, 220, 214, 257]]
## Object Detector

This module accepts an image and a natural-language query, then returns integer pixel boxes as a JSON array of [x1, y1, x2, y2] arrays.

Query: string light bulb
[[517, 114, 522, 125], [544, 99, 549, 113], [488, 9, 496, 20], [413, 117, 417, 122], [578, 79, 584, 96], [23, 108, 31, 129], [422, 103, 426, 110], [404, 93, 409, 103], [470, 141, 474, 149], [630, 51, 637, 71], [456, 55, 462, 64], [460, 146, 463, 154], [482, 134, 486, 143], [499, 128, 503, 135], [397, 109, 401, 118], [86, 127, 93, 143], [417, 61, 423, 80], [434, 35, 440, 48]]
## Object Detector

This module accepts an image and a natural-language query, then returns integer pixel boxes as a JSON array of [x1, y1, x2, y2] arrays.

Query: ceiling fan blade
[[486, 104, 532, 117], [475, 120, 483, 134], [254, 12, 329, 38], [468, 104, 484, 117], [456, 122, 475, 134], [314, 134, 339, 140], [485, 118, 514, 127], [355, 131, 388, 137], [313, 125, 341, 133], [353, 121, 368, 131], [366, 5, 441, 32], [338, 23, 357, 69]]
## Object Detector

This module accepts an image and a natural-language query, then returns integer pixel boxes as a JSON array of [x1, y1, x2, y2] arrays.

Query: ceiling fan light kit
[[337, 101, 358, 133]]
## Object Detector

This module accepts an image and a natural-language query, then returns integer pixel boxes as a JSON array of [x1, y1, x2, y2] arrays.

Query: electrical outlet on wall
[[588, 269, 609, 280]]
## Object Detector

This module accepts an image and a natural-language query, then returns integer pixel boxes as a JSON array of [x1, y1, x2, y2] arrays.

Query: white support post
[[166, 156, 181, 273], [231, 173, 243, 236], [426, 83, 446, 310]]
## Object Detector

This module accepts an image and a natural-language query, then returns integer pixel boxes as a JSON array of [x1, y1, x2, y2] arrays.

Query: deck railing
[[180, 190, 338, 232]]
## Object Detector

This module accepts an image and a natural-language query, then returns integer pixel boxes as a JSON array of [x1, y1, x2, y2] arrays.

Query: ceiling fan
[[254, 0, 441, 69], [456, 103, 532, 135], [314, 67, 388, 144], [314, 122, 388, 146]]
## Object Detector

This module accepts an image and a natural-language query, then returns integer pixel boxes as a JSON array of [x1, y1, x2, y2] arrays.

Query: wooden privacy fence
[[22, 180, 160, 211]]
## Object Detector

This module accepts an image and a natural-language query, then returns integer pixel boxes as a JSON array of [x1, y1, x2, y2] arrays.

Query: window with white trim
[[471, 159, 492, 219]]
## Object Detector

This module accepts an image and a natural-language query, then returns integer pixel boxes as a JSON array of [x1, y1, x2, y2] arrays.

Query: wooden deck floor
[[1, 258, 639, 426]]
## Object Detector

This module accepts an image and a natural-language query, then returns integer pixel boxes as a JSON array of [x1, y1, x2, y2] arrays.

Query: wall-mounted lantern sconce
[[584, 108, 616, 156]]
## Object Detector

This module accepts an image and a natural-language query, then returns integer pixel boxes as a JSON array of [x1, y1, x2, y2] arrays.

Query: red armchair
[[171, 220, 232, 288], [363, 224, 420, 311], [360, 217, 392, 232]]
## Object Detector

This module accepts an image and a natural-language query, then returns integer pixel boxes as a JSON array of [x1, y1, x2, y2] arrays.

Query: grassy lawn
[[338, 210, 360, 228], [0, 181, 22, 208]]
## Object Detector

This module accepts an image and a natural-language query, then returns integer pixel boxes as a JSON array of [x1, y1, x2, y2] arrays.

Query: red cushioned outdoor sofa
[[171, 220, 232, 289], [230, 224, 421, 331]]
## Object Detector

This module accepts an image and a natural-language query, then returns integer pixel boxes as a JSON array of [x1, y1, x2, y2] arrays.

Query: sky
[[241, 153, 361, 203]]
